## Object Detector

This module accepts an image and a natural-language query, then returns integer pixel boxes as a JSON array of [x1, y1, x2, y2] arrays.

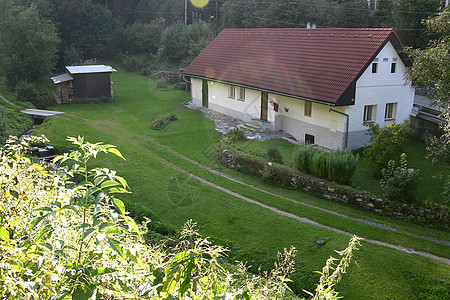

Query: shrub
[[293, 142, 315, 173], [247, 147, 267, 158], [363, 121, 411, 175], [15, 81, 39, 104], [155, 79, 168, 88], [222, 127, 246, 144], [173, 82, 187, 90], [380, 153, 421, 203], [327, 149, 359, 184], [267, 146, 283, 164], [310, 150, 328, 179], [151, 113, 178, 130]]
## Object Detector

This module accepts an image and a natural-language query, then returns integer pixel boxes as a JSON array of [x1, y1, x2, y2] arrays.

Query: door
[[261, 91, 268, 121], [202, 80, 208, 108]]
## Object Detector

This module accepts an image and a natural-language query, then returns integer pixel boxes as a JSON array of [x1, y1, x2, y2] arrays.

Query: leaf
[[108, 238, 124, 260], [91, 267, 116, 276], [125, 216, 140, 235], [98, 222, 116, 230], [114, 175, 128, 189], [29, 215, 46, 230], [107, 147, 126, 160], [100, 180, 119, 189], [82, 228, 96, 240], [109, 187, 130, 194], [112, 198, 125, 216], [72, 286, 93, 300], [0, 228, 10, 243]]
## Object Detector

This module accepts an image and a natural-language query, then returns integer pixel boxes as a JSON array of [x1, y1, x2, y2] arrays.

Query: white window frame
[[384, 102, 397, 120], [363, 105, 377, 122], [237, 87, 245, 101], [228, 85, 235, 99]]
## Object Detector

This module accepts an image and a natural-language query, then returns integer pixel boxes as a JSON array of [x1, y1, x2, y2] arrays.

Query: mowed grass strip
[[35, 67, 450, 299]]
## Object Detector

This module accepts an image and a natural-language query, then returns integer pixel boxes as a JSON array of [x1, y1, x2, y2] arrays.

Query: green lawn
[[33, 67, 450, 299]]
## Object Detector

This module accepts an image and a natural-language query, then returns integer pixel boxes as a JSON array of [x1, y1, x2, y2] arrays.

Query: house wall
[[274, 95, 347, 149], [345, 41, 415, 149]]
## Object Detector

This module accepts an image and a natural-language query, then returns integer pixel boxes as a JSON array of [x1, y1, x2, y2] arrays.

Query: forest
[[0, 0, 445, 92]]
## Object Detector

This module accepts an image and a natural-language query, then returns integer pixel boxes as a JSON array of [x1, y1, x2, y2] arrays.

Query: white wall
[[345, 41, 415, 148], [191, 78, 203, 106]]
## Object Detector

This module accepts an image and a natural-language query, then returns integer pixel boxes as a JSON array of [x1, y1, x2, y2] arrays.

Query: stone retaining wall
[[219, 148, 449, 229]]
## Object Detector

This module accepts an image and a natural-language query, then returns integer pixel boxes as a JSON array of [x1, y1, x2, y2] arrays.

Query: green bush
[[151, 113, 178, 130], [311, 150, 328, 178], [293, 142, 315, 173], [173, 82, 186, 90], [267, 146, 283, 164], [222, 127, 246, 144], [380, 153, 421, 203], [363, 121, 411, 175], [15, 81, 39, 104], [0, 109, 33, 143], [327, 149, 359, 184], [155, 79, 168, 88], [247, 147, 267, 158]]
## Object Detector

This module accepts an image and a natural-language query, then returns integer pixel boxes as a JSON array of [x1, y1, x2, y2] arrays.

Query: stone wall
[[219, 148, 449, 229]]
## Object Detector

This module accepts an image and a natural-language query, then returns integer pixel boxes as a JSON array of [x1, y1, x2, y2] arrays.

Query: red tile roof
[[183, 28, 407, 105]]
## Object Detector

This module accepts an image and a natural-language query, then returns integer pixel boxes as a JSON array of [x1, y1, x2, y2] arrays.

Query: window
[[305, 134, 315, 144], [304, 101, 312, 117], [391, 63, 396, 73], [363, 105, 376, 122], [371, 63, 378, 73], [238, 87, 245, 101], [385, 103, 397, 120], [228, 85, 235, 99]]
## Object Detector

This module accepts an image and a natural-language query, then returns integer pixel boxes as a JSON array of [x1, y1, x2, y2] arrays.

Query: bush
[[223, 127, 246, 144], [327, 149, 359, 184], [173, 82, 187, 90], [15, 81, 39, 104], [151, 113, 178, 130], [155, 79, 168, 88], [363, 121, 411, 175], [380, 153, 421, 203], [311, 150, 328, 178], [293, 142, 315, 173], [267, 147, 283, 164]]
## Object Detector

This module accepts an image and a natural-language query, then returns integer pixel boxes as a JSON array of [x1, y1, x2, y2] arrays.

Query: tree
[[405, 8, 450, 202], [394, 0, 441, 48], [0, 0, 60, 83]]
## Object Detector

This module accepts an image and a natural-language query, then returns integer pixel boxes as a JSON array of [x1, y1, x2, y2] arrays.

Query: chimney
[[306, 18, 317, 29]]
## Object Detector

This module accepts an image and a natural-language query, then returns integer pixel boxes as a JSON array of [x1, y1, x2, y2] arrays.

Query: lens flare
[[191, 0, 209, 9]]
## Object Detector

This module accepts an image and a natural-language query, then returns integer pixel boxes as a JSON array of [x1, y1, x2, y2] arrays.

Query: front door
[[261, 91, 268, 121], [202, 80, 208, 108]]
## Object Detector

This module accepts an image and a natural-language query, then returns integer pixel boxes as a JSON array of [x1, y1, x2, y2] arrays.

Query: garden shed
[[51, 65, 116, 104]]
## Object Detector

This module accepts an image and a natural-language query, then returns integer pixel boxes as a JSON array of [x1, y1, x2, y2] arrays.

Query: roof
[[183, 28, 409, 105], [51, 73, 73, 84], [66, 65, 117, 74]]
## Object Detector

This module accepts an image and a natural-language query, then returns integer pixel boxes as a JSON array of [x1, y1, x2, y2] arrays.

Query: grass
[[32, 66, 450, 299]]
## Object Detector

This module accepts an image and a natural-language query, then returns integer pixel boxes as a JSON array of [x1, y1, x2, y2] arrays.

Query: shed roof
[[51, 73, 73, 84], [66, 65, 116, 74], [183, 28, 409, 105]]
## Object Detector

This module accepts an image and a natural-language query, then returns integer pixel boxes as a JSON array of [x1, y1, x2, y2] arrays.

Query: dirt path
[[152, 152, 450, 265]]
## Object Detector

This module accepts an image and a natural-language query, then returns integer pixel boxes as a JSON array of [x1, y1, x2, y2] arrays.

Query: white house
[[182, 28, 414, 150]]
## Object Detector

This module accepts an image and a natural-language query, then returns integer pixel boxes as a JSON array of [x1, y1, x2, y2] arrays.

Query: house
[[182, 28, 414, 150], [51, 65, 116, 104]]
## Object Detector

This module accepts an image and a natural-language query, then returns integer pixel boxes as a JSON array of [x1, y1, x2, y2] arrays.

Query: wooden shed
[[51, 65, 116, 104]]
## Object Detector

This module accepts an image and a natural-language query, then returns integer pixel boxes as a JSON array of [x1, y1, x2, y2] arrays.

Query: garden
[[1, 66, 448, 299]]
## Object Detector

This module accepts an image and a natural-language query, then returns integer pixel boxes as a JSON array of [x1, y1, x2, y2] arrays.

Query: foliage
[[363, 121, 411, 175], [0, 0, 60, 82], [158, 20, 214, 65], [15, 81, 55, 109], [72, 96, 113, 104], [151, 113, 178, 130], [293, 143, 315, 174], [380, 153, 421, 203], [63, 45, 84, 66], [173, 82, 187, 91], [0, 136, 360, 299], [0, 109, 33, 143], [294, 144, 358, 184], [267, 147, 283, 164], [394, 0, 441, 48], [222, 127, 246, 144], [405, 8, 450, 202]]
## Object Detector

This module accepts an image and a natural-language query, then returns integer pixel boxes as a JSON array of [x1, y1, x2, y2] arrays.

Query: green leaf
[[29, 215, 46, 230], [91, 267, 116, 276], [112, 198, 125, 216], [125, 216, 140, 235], [98, 222, 116, 230], [100, 180, 119, 189], [107, 147, 126, 160], [109, 187, 130, 194], [114, 175, 128, 189], [82, 228, 96, 240], [108, 238, 124, 260], [0, 228, 10, 243]]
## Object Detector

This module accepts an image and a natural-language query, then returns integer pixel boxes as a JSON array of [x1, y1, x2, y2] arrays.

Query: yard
[[33, 66, 449, 299]]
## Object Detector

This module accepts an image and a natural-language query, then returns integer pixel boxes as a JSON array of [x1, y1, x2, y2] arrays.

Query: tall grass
[[293, 143, 358, 185], [293, 142, 315, 173]]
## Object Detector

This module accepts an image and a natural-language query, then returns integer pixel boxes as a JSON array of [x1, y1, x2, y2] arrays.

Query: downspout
[[328, 105, 349, 150]]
